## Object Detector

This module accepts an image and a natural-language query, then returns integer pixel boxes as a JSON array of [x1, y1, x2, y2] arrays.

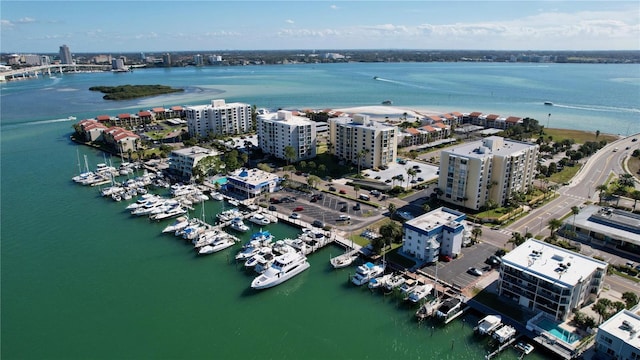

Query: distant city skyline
[[1, 1, 639, 53]]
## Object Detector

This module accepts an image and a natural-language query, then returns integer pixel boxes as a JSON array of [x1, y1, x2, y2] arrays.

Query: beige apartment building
[[185, 99, 252, 138], [328, 114, 397, 170], [438, 136, 538, 210], [256, 110, 317, 162]]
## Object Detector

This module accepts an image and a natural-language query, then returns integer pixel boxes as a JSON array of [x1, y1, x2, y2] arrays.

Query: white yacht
[[150, 206, 186, 221], [254, 252, 276, 274], [217, 208, 242, 223], [248, 213, 270, 226], [162, 216, 190, 233], [399, 279, 418, 297], [384, 273, 406, 292], [211, 192, 224, 201], [408, 283, 433, 303], [283, 238, 312, 255], [368, 273, 392, 290], [250, 251, 310, 290], [474, 315, 502, 335], [351, 262, 385, 286], [198, 235, 238, 255], [244, 247, 273, 269], [229, 217, 250, 232], [330, 252, 358, 269]]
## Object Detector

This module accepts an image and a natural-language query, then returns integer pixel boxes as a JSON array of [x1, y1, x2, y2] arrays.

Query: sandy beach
[[333, 105, 442, 121]]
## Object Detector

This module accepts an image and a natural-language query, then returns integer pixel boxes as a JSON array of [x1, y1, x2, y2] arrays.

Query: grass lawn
[[549, 163, 582, 184], [545, 128, 618, 144], [629, 156, 640, 178]]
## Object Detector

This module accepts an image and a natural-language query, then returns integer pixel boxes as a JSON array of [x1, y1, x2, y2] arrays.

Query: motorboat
[[399, 279, 418, 296], [162, 216, 190, 233], [244, 247, 273, 268], [544, 101, 553, 106], [351, 262, 385, 286], [474, 315, 502, 335], [248, 213, 270, 226], [198, 234, 238, 254], [384, 273, 406, 292], [250, 251, 310, 290], [435, 297, 462, 319], [368, 274, 392, 290], [211, 192, 224, 201], [272, 240, 296, 256], [514, 342, 534, 355], [254, 252, 276, 274], [217, 208, 242, 223], [408, 283, 433, 303], [249, 230, 274, 246], [229, 217, 250, 232], [150, 206, 186, 221], [283, 238, 312, 255], [330, 252, 358, 269], [492, 325, 516, 343]]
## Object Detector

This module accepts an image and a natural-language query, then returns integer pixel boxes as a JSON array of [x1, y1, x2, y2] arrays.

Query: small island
[[89, 84, 184, 100]]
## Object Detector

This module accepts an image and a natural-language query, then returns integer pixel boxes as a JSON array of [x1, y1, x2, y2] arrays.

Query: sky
[[1, 1, 639, 53]]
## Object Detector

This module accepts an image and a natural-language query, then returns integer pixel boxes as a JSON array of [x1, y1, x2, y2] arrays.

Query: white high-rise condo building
[[438, 136, 538, 210], [186, 99, 253, 138], [328, 114, 396, 170], [257, 110, 316, 162]]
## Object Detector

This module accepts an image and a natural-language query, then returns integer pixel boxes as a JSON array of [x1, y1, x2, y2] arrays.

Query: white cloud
[[330, 5, 338, 10], [17, 17, 35, 24], [285, 19, 294, 24]]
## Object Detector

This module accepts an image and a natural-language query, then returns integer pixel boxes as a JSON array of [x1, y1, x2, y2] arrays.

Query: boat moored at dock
[[250, 251, 310, 290]]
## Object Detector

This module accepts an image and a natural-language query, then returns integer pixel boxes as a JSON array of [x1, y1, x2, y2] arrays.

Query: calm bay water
[[2, 62, 638, 359]]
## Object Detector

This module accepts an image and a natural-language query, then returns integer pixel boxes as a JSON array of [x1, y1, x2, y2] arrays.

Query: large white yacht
[[251, 251, 310, 290], [229, 217, 250, 232], [351, 262, 385, 286]]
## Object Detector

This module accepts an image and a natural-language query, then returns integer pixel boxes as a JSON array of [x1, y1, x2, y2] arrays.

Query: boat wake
[[551, 103, 640, 114], [2, 117, 76, 130], [373, 76, 429, 90]]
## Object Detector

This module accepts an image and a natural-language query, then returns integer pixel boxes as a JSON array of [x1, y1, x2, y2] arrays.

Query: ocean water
[[2, 62, 638, 359]]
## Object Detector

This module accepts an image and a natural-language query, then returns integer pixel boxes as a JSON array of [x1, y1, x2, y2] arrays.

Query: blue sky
[[2, 1, 639, 53]]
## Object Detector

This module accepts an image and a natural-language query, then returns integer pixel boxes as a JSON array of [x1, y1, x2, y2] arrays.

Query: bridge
[[0, 64, 112, 81]]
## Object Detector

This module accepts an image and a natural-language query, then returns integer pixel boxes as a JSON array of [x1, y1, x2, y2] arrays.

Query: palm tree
[[387, 203, 397, 219], [353, 184, 361, 198], [596, 184, 608, 204], [406, 168, 417, 187], [618, 173, 635, 189], [595, 130, 600, 141], [571, 206, 580, 231], [548, 218, 563, 237], [508, 232, 524, 249]]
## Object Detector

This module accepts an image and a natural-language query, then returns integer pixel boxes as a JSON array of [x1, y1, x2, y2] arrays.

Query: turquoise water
[[3, 62, 636, 359], [537, 318, 580, 344]]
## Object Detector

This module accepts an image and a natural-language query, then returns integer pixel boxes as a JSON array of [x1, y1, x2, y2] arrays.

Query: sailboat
[[330, 234, 358, 269]]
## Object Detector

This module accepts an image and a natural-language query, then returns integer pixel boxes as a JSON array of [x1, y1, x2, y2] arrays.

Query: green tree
[[353, 184, 361, 198], [388, 203, 397, 218], [471, 227, 482, 244], [284, 145, 296, 166], [421, 203, 431, 213], [548, 218, 563, 237], [379, 221, 403, 245], [592, 298, 611, 324], [596, 184, 608, 204], [631, 190, 640, 211], [622, 292, 639, 309], [307, 175, 321, 189], [571, 206, 580, 231]]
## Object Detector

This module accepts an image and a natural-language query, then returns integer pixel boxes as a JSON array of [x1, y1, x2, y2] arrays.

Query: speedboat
[[515, 342, 534, 355], [474, 315, 502, 335], [435, 297, 462, 319], [544, 101, 553, 106], [399, 279, 418, 296], [384, 273, 406, 292], [248, 213, 270, 226], [150, 206, 186, 221], [217, 208, 242, 222], [330, 252, 358, 269], [284, 238, 312, 255], [493, 325, 516, 343], [162, 216, 190, 233], [244, 247, 273, 268], [254, 252, 276, 274], [229, 217, 249, 232], [368, 274, 392, 289], [198, 234, 238, 254], [250, 251, 310, 290], [351, 262, 385, 286], [408, 283, 433, 303], [211, 192, 224, 201]]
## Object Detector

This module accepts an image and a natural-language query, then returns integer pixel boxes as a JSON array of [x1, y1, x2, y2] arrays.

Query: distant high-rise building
[[193, 54, 203, 66], [59, 44, 72, 64], [162, 53, 171, 66]]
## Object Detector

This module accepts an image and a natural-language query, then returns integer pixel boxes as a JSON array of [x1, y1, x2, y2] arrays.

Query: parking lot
[[267, 188, 381, 228], [362, 159, 438, 188], [418, 241, 500, 291]]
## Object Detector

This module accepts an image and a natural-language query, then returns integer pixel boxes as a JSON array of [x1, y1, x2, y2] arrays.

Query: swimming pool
[[537, 318, 580, 344], [214, 177, 228, 185]]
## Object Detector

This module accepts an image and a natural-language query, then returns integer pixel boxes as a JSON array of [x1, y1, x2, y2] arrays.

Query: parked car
[[439, 255, 452, 262], [374, 176, 381, 180], [339, 189, 347, 194], [353, 203, 361, 211], [290, 213, 301, 219], [329, 186, 337, 192], [268, 205, 277, 211], [337, 215, 351, 221], [370, 190, 381, 196], [468, 267, 483, 276], [293, 207, 304, 212], [340, 206, 347, 212], [312, 220, 325, 228]]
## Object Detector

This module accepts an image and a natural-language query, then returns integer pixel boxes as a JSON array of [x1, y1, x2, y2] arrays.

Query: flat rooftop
[[171, 146, 216, 157], [599, 308, 640, 350], [405, 207, 465, 231], [572, 206, 640, 246], [445, 136, 536, 159], [502, 239, 608, 288], [228, 168, 280, 186]]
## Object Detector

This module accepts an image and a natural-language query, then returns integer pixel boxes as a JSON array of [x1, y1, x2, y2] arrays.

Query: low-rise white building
[[498, 239, 608, 321], [401, 207, 470, 263], [225, 168, 281, 199], [257, 110, 317, 162], [168, 146, 218, 180], [595, 306, 640, 360]]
